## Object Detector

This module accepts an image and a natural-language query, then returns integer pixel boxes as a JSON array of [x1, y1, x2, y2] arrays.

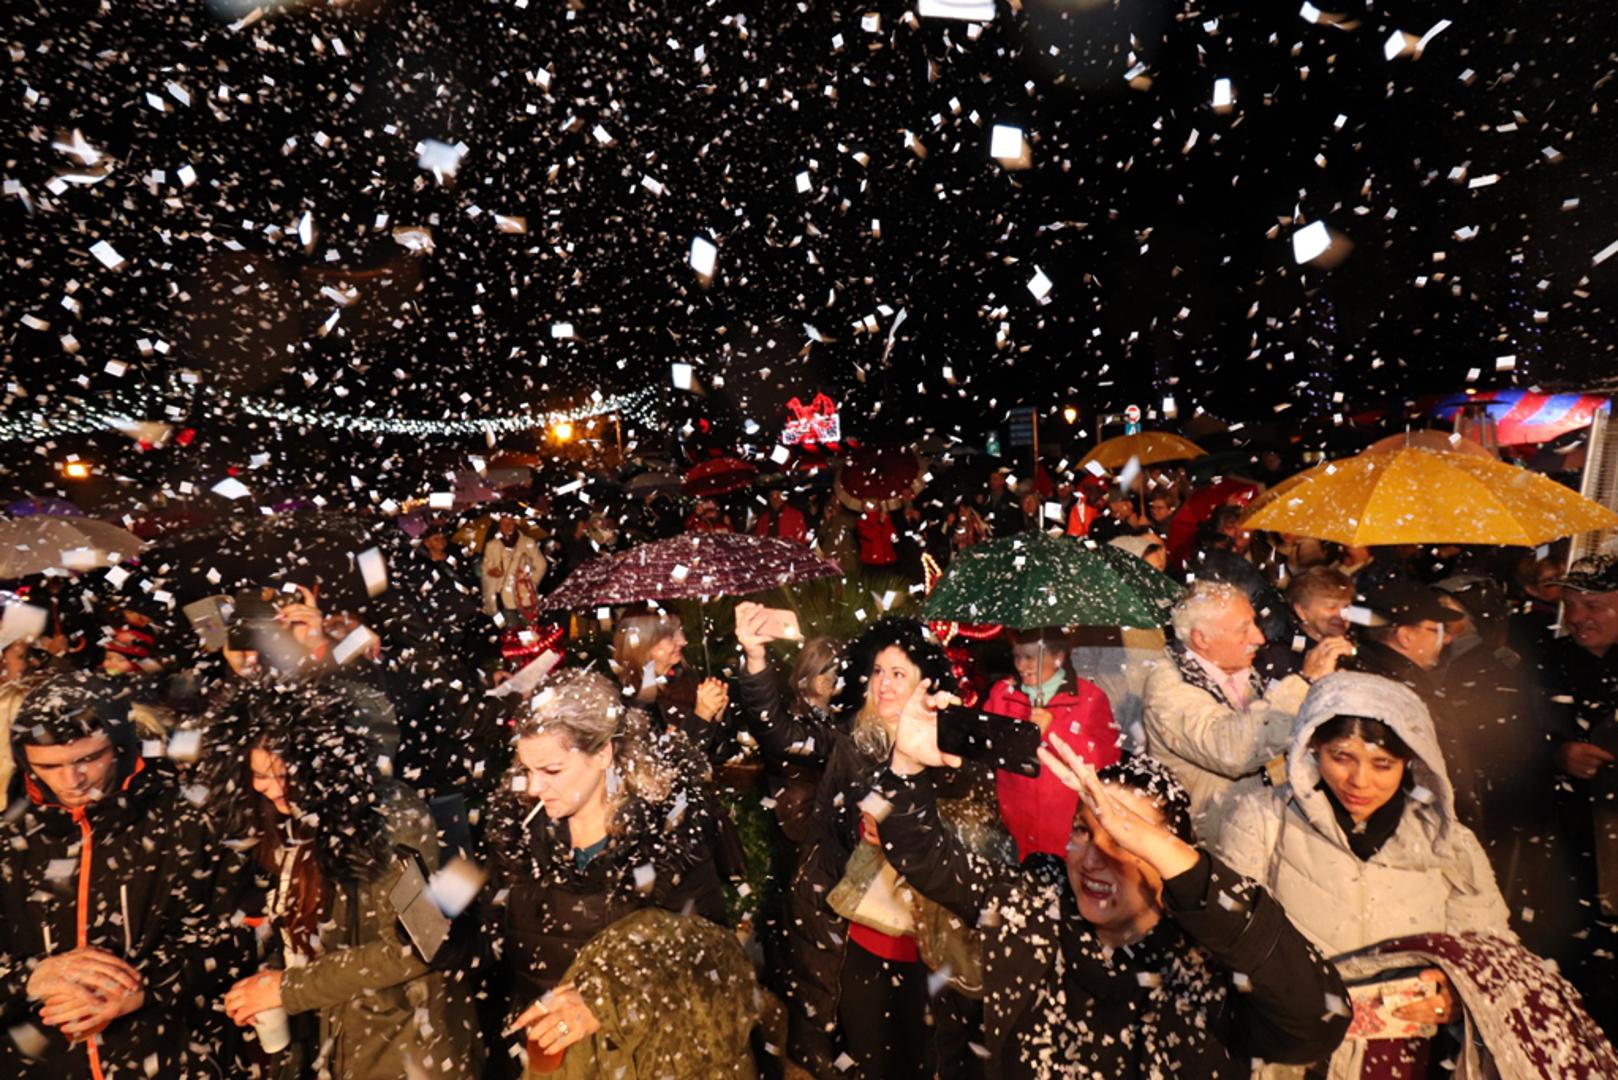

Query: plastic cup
[[253, 1006, 291, 1054], [526, 1033, 565, 1074]]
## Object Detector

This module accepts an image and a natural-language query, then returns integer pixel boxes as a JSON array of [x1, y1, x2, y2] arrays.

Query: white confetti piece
[[1291, 221, 1331, 264], [671, 362, 694, 390], [89, 240, 126, 270], [211, 476, 251, 500], [416, 139, 468, 180], [1211, 77, 1233, 112], [1593, 238, 1618, 267], [917, 0, 995, 21], [1026, 267, 1053, 301], [689, 235, 718, 279], [356, 547, 389, 597]]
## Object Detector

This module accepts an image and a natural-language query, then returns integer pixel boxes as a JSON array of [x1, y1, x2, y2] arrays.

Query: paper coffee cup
[[253, 1006, 291, 1054]]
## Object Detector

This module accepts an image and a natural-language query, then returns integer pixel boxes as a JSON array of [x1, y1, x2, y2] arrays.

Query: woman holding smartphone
[[733, 604, 1001, 1080], [610, 611, 732, 762], [1215, 673, 1514, 1080]]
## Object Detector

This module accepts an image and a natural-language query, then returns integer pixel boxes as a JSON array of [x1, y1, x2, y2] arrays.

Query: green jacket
[[279, 784, 482, 1080], [547, 908, 759, 1080]]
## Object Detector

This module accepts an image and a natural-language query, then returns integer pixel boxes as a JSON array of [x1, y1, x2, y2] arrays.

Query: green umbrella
[[921, 531, 1182, 630]]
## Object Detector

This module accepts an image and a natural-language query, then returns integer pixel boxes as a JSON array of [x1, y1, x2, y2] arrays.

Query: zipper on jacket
[[71, 807, 108, 1080]]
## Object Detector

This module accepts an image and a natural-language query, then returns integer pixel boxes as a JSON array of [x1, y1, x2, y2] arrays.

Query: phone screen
[[935, 706, 1042, 778]]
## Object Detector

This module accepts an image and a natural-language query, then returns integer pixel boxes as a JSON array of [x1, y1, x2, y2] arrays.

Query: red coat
[[753, 506, 809, 544], [984, 675, 1121, 861], [855, 510, 897, 566]]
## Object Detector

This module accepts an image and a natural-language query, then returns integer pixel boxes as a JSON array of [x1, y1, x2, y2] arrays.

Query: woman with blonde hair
[[733, 607, 1002, 1079], [482, 668, 729, 1072]]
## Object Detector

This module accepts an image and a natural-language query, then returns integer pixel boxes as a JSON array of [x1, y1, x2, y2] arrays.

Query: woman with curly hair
[[481, 668, 730, 1074], [219, 686, 482, 1079]]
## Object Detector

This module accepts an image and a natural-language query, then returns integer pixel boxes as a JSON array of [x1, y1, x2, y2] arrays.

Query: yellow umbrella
[[1240, 446, 1618, 546], [1080, 431, 1207, 470]]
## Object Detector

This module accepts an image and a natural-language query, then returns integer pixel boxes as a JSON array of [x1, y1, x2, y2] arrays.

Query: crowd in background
[[2, 452, 1616, 1080]]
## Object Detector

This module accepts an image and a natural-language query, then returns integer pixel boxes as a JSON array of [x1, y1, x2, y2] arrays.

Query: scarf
[[1320, 781, 1408, 861]]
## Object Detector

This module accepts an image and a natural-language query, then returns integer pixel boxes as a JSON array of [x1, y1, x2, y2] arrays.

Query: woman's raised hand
[[733, 601, 772, 672], [890, 679, 962, 776]]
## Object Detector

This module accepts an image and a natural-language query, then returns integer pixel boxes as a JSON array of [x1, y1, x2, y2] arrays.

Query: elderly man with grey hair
[[1143, 581, 1354, 839]]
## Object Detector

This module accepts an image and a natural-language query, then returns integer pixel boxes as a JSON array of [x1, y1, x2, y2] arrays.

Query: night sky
[[2, 0, 1615, 475]]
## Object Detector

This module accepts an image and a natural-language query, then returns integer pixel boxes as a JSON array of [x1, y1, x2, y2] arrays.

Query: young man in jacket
[[878, 681, 1351, 1078], [0, 673, 253, 1078]]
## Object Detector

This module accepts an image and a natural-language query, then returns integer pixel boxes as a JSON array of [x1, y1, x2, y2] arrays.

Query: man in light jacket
[[1144, 581, 1352, 840]]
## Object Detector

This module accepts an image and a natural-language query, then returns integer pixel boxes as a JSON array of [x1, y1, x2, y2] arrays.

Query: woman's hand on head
[[1038, 739, 1199, 884], [890, 679, 962, 776]]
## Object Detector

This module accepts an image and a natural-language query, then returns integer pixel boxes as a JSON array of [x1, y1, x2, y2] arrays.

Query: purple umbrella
[[6, 498, 84, 518], [539, 532, 842, 610]]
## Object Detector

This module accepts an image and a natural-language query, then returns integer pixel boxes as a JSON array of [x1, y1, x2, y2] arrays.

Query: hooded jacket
[[1215, 673, 1511, 963], [1215, 675, 1515, 1080], [0, 739, 254, 1079]]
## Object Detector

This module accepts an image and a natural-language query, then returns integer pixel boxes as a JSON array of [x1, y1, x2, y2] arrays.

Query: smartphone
[[936, 706, 1042, 778], [387, 849, 452, 964], [1345, 973, 1439, 1040], [755, 606, 802, 641], [226, 588, 298, 657], [182, 597, 230, 652]]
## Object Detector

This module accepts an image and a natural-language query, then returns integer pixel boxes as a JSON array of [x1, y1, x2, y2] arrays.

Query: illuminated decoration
[[782, 393, 841, 446], [921, 553, 1002, 646], [61, 460, 92, 480], [0, 374, 657, 442], [1062, 405, 1078, 425], [552, 420, 575, 442]]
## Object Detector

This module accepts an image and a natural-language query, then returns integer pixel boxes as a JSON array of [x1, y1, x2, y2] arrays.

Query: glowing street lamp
[[61, 460, 92, 480], [1062, 405, 1079, 425], [552, 420, 575, 443]]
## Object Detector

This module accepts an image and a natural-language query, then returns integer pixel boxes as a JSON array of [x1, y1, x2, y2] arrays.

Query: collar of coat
[[1168, 640, 1264, 709]]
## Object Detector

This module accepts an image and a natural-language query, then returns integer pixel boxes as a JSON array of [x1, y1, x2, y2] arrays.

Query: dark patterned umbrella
[[921, 531, 1182, 630], [538, 532, 842, 609]]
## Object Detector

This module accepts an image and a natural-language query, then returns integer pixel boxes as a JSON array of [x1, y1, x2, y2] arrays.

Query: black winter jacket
[[0, 752, 254, 1079], [481, 735, 729, 1017], [739, 665, 985, 1077], [875, 768, 1351, 1079]]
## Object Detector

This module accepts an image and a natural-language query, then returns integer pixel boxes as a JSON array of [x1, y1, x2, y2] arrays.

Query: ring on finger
[[556, 1019, 570, 1038]]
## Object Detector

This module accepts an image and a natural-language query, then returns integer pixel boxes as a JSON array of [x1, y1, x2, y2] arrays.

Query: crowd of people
[[2, 458, 1616, 1080]]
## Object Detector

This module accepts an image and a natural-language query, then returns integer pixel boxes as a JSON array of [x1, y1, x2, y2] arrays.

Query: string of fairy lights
[[0, 375, 659, 443]]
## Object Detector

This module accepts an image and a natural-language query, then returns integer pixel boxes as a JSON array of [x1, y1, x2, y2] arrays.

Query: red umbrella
[[834, 445, 926, 511], [539, 532, 842, 610], [683, 457, 758, 497], [1164, 478, 1261, 568]]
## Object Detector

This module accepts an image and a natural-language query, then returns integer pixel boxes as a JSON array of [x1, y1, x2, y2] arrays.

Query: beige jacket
[[1140, 644, 1310, 841], [1215, 673, 1514, 1080]]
